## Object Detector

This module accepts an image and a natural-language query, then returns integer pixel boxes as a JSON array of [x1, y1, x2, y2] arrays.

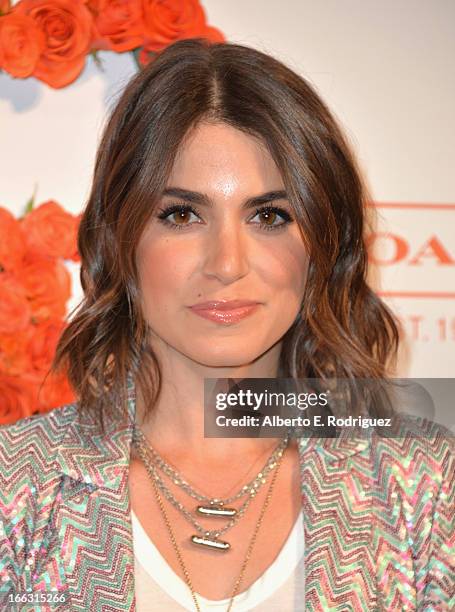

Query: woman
[[0, 39, 453, 612]]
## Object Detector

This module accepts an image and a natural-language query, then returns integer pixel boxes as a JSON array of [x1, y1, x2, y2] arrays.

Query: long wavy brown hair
[[52, 38, 400, 434]]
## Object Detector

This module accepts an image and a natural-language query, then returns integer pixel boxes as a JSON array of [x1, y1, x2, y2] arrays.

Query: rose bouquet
[[0, 200, 80, 424], [0, 0, 224, 88]]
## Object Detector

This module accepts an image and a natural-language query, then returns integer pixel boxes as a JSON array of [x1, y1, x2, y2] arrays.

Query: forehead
[[166, 121, 284, 192]]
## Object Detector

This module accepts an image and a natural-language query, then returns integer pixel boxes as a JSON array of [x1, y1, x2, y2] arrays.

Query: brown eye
[[250, 206, 293, 231], [157, 204, 202, 230], [172, 209, 192, 224], [259, 210, 278, 225]]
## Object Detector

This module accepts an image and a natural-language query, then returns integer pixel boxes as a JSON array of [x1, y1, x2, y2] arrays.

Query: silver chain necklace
[[133, 425, 289, 503], [132, 425, 289, 551]]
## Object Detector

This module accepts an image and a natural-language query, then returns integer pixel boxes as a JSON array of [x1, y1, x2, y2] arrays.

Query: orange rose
[[20, 255, 71, 322], [90, 0, 144, 52], [0, 272, 31, 334], [14, 0, 95, 88], [0, 12, 45, 77], [137, 20, 224, 67], [0, 328, 31, 376], [0, 207, 27, 272], [0, 373, 37, 424], [141, 0, 207, 52], [201, 24, 224, 44], [27, 317, 67, 375], [0, 1, 11, 15], [20, 200, 79, 260], [70, 213, 82, 262]]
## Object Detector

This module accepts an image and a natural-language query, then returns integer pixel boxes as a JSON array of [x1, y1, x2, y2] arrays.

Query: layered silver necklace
[[132, 425, 289, 552]]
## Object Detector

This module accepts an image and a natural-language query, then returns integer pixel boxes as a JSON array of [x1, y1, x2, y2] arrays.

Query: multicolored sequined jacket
[[0, 382, 453, 612]]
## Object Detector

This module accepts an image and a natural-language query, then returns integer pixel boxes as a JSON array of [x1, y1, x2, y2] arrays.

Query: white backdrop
[[1, 0, 454, 379]]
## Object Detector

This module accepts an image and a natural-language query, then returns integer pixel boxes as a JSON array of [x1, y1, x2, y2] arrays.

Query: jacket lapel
[[298, 433, 376, 611], [51, 387, 137, 611]]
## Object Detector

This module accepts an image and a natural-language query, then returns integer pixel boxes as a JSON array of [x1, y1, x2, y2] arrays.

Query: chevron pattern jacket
[[0, 381, 453, 611]]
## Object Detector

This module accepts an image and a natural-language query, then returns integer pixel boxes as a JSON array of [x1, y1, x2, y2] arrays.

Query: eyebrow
[[161, 187, 288, 210]]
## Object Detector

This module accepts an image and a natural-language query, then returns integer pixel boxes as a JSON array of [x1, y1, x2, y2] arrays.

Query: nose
[[202, 222, 250, 284]]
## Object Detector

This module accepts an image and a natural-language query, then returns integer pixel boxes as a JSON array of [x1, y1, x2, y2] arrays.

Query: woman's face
[[136, 121, 309, 368]]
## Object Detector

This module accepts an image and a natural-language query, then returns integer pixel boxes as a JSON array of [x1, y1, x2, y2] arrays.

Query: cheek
[[137, 238, 195, 307], [256, 236, 309, 295]]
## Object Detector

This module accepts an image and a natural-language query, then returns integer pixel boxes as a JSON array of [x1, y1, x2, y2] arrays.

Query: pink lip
[[188, 300, 261, 324], [190, 300, 260, 311]]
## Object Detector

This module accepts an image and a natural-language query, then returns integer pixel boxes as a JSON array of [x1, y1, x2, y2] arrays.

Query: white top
[[131, 508, 305, 611]]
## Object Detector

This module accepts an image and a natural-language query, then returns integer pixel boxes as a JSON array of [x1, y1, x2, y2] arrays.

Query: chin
[[187, 350, 260, 368], [181, 337, 281, 369]]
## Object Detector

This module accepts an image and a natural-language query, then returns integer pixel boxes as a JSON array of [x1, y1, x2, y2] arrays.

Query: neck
[[134, 337, 284, 464]]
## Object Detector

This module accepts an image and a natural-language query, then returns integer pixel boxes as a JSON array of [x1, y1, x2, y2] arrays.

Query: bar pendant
[[191, 535, 231, 551], [196, 505, 237, 517]]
